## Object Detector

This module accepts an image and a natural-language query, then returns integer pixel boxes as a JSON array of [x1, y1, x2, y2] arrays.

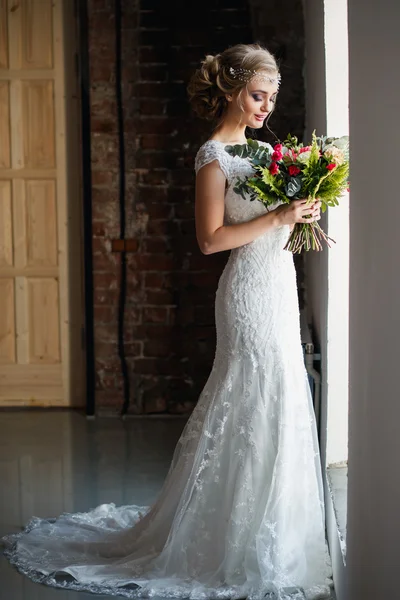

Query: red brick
[[174, 203, 194, 219], [92, 187, 118, 205], [139, 47, 168, 64], [143, 396, 167, 414], [150, 253, 175, 270], [138, 100, 166, 116], [145, 220, 170, 236], [134, 358, 184, 376], [91, 170, 115, 186], [93, 272, 118, 289], [145, 289, 175, 304], [143, 238, 170, 253], [137, 185, 168, 203], [145, 203, 173, 219], [90, 60, 114, 82], [91, 118, 116, 134], [124, 341, 143, 357], [140, 169, 169, 185], [140, 135, 170, 150], [93, 288, 119, 306], [95, 340, 117, 357], [141, 324, 175, 339], [135, 82, 186, 99], [167, 100, 190, 117], [180, 219, 195, 235], [136, 153, 169, 169], [144, 273, 164, 288], [144, 339, 173, 358], [92, 252, 118, 270], [140, 65, 167, 82], [170, 169, 195, 186], [143, 306, 168, 323], [122, 12, 138, 28]]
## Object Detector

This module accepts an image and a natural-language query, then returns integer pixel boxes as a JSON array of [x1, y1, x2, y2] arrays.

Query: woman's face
[[227, 74, 279, 129]]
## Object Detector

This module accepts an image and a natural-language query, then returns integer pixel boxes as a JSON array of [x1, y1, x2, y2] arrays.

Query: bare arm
[[195, 161, 321, 255]]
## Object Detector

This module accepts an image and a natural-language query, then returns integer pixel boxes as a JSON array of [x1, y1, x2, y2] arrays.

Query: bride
[[2, 43, 333, 600]]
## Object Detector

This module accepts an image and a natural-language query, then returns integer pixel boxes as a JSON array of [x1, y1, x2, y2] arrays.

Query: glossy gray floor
[[0, 410, 336, 600]]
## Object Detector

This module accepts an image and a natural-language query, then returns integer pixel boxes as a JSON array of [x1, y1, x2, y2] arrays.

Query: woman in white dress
[[2, 44, 333, 600]]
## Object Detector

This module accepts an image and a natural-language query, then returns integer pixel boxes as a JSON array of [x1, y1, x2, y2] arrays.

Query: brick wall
[[88, 0, 305, 414]]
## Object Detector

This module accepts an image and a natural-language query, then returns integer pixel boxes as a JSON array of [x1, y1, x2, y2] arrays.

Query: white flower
[[324, 146, 345, 165], [296, 150, 311, 164]]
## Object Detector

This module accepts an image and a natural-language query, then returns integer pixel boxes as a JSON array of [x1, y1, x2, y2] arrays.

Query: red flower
[[299, 145, 311, 153], [269, 162, 279, 176], [288, 165, 301, 176], [272, 150, 283, 161], [326, 163, 336, 171], [273, 143, 283, 152]]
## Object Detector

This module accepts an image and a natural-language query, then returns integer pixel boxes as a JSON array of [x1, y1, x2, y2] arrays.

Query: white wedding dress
[[2, 140, 333, 600]]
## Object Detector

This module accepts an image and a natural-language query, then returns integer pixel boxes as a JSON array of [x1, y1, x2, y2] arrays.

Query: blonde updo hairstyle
[[187, 44, 279, 124]]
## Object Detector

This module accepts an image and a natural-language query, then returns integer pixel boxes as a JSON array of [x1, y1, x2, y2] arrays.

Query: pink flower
[[299, 146, 312, 153], [273, 143, 283, 152], [269, 162, 279, 176], [288, 165, 301, 177], [272, 150, 283, 161], [283, 149, 298, 161], [326, 163, 336, 171]]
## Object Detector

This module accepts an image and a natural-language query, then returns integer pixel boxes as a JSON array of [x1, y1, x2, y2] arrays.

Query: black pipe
[[78, 0, 96, 417], [114, 0, 131, 416]]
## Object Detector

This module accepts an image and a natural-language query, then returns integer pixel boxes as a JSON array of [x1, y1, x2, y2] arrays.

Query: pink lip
[[254, 115, 267, 121]]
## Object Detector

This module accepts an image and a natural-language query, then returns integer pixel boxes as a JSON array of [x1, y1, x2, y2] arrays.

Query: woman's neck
[[210, 123, 247, 145]]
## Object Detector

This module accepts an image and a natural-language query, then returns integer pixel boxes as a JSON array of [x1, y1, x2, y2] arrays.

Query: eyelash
[[251, 94, 277, 103]]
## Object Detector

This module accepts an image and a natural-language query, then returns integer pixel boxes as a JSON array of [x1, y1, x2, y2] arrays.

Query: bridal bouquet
[[225, 132, 349, 253]]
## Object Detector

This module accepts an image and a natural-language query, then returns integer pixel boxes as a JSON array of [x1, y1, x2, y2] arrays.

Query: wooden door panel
[[0, 81, 11, 168], [0, 278, 15, 364], [26, 179, 57, 267], [0, 0, 84, 405], [22, 80, 55, 169], [0, 1, 8, 69], [21, 0, 53, 70], [0, 180, 13, 267], [27, 278, 60, 364]]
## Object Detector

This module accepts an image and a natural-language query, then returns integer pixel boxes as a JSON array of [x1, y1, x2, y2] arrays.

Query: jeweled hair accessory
[[229, 66, 281, 87]]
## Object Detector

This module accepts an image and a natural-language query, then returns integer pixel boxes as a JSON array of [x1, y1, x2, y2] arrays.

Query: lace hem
[[2, 516, 333, 600]]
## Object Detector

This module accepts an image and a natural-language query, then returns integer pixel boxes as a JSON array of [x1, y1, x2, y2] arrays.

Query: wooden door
[[0, 0, 85, 406]]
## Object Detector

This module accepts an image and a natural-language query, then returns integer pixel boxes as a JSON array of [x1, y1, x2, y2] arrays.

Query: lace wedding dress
[[2, 140, 333, 600]]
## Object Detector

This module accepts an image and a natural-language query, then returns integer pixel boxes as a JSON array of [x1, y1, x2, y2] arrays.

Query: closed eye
[[251, 93, 278, 103]]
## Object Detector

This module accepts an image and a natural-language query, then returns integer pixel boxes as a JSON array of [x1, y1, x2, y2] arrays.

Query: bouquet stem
[[284, 221, 336, 254]]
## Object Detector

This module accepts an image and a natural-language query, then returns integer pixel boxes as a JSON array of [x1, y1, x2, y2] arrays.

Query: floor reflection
[[0, 410, 186, 600]]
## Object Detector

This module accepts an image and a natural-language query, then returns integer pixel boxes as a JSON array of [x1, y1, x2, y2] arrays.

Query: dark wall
[[87, 0, 305, 414]]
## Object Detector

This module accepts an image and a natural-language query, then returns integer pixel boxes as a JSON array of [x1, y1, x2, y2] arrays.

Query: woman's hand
[[273, 199, 321, 227]]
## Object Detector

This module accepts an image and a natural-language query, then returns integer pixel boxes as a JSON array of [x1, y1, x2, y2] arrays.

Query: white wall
[[302, 0, 329, 471], [323, 0, 349, 467], [304, 0, 349, 470], [346, 0, 400, 598], [303, 2, 349, 597]]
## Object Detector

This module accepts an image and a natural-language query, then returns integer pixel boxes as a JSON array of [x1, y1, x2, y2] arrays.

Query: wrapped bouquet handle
[[284, 198, 336, 253]]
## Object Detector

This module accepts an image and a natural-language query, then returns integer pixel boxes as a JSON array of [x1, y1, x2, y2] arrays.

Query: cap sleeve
[[194, 141, 231, 181]]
